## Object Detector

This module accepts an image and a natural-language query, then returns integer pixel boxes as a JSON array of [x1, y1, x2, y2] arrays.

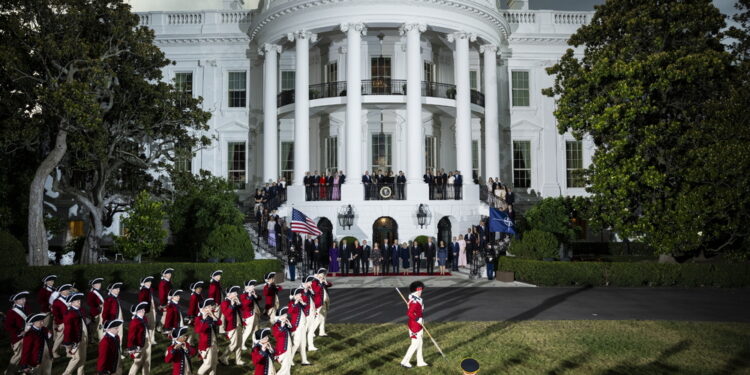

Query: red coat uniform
[[301, 290, 313, 315], [19, 326, 51, 369], [287, 302, 304, 332], [51, 297, 68, 326], [127, 316, 147, 353], [220, 299, 240, 332], [4, 305, 29, 344], [97, 333, 121, 374], [407, 295, 424, 338], [62, 307, 86, 345], [311, 279, 332, 307], [271, 321, 291, 356], [195, 315, 221, 351], [187, 293, 203, 325], [101, 294, 121, 323], [165, 342, 197, 375], [137, 287, 154, 313], [87, 288, 104, 318], [208, 280, 222, 302], [164, 301, 182, 330], [263, 284, 282, 310], [251, 343, 274, 375], [158, 278, 172, 307], [239, 292, 257, 320], [38, 286, 54, 313]]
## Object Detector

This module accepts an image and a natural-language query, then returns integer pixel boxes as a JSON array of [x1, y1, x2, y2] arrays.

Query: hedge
[[499, 257, 750, 287], [0, 259, 282, 294]]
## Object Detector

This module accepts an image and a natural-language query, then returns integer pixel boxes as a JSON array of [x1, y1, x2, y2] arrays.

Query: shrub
[[0, 231, 26, 267], [115, 191, 168, 260], [339, 236, 358, 247], [198, 224, 254, 262], [0, 260, 280, 294], [509, 230, 559, 260], [414, 235, 430, 247], [525, 197, 584, 243]]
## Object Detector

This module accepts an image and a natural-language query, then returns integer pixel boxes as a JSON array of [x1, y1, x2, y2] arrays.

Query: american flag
[[290, 208, 322, 236]]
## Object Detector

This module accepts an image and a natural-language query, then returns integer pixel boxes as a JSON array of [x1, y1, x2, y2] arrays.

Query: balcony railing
[[277, 79, 485, 108]]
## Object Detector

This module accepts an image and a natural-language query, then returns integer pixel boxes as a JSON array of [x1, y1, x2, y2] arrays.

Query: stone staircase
[[243, 223, 285, 261]]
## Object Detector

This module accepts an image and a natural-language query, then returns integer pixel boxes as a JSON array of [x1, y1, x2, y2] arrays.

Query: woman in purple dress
[[328, 241, 340, 275], [332, 173, 340, 200]]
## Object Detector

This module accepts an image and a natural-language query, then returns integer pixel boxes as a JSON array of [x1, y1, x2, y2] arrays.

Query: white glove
[[417, 318, 423, 325]]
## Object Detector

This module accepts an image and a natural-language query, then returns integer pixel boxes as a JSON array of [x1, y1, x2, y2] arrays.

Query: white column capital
[[287, 30, 318, 43], [399, 22, 426, 36], [340, 22, 367, 36], [479, 44, 499, 55], [257, 43, 281, 56], [339, 46, 348, 54], [447, 31, 477, 43]]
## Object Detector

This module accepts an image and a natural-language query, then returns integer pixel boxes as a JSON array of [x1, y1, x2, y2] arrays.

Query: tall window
[[175, 146, 192, 173], [325, 62, 338, 83], [68, 221, 84, 238], [281, 71, 295, 91], [472, 140, 480, 181], [566, 140, 585, 188], [424, 62, 435, 83], [325, 137, 338, 174], [371, 57, 391, 78], [175, 72, 193, 106], [425, 136, 437, 173], [227, 142, 246, 189], [280, 141, 294, 183], [512, 140, 531, 188], [470, 71, 479, 91], [371, 133, 392, 173], [228, 71, 247, 108], [511, 71, 530, 107]]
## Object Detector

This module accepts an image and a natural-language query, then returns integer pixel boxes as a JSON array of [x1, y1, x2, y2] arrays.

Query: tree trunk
[[27, 129, 68, 266], [80, 203, 104, 264]]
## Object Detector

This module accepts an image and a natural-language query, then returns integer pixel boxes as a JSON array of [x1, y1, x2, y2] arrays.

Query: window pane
[[470, 71, 478, 90], [425, 136, 436, 172], [325, 137, 337, 174], [566, 140, 584, 188], [511, 71, 530, 107], [472, 140, 479, 180], [228, 71, 247, 108], [280, 141, 294, 183], [512, 140, 531, 188], [227, 142, 246, 189], [370, 133, 392, 173], [281, 71, 295, 91]]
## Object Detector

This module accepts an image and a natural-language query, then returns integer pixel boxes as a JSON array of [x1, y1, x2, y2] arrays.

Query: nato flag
[[489, 207, 516, 235]]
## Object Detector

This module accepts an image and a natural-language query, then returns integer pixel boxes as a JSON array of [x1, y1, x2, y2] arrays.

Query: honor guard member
[[240, 280, 260, 350], [288, 288, 311, 366], [164, 289, 184, 335], [4, 291, 30, 374], [158, 269, 175, 332], [310, 269, 332, 339], [208, 271, 223, 307], [127, 302, 151, 375], [51, 283, 73, 358], [97, 319, 124, 375], [263, 273, 282, 319], [187, 282, 204, 327], [87, 278, 105, 341], [62, 293, 88, 375], [196, 298, 221, 375], [301, 276, 319, 351], [219, 285, 244, 366], [102, 282, 124, 325], [271, 308, 292, 375], [461, 358, 480, 374], [165, 326, 197, 375], [400, 281, 428, 368], [137, 276, 158, 345], [38, 275, 56, 326], [19, 313, 52, 375], [252, 328, 275, 375]]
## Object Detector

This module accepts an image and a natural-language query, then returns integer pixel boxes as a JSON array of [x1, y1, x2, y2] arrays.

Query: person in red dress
[[163, 289, 184, 335], [219, 285, 244, 366], [187, 281, 204, 328], [400, 281, 428, 368], [19, 313, 52, 375], [62, 293, 88, 375], [51, 284, 72, 358], [165, 326, 197, 375], [137, 275, 158, 345], [86, 277, 105, 341], [5, 291, 30, 374], [37, 275, 56, 327], [271, 307, 292, 375], [251, 328, 275, 375], [318, 174, 327, 200], [263, 272, 282, 319], [97, 319, 124, 375], [127, 301, 151, 375], [195, 299, 221, 375]]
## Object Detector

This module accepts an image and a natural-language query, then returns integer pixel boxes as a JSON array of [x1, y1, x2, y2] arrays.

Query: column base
[[340, 183, 363, 202]]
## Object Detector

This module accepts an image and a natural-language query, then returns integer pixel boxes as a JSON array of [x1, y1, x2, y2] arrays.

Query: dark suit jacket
[[340, 174, 346, 184], [362, 245, 371, 259], [397, 175, 406, 184], [410, 245, 421, 260], [425, 242, 436, 258]]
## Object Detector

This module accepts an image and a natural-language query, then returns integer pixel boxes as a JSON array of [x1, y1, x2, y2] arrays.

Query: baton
[[395, 287, 445, 357]]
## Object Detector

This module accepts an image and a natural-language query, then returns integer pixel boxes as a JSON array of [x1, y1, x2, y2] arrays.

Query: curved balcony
[[277, 79, 485, 107]]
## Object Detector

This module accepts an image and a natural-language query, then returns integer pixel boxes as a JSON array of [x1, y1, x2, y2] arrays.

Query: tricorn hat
[[66, 293, 84, 303], [57, 284, 73, 293], [89, 278, 104, 286], [104, 319, 124, 330], [107, 282, 123, 291], [254, 328, 271, 341], [190, 281, 204, 291], [131, 301, 149, 314], [291, 287, 304, 297], [10, 291, 30, 302], [211, 270, 223, 278], [140, 276, 154, 285], [264, 272, 276, 280], [172, 326, 189, 339], [42, 275, 57, 283], [304, 275, 315, 283], [245, 280, 257, 287], [316, 268, 328, 275], [169, 289, 183, 298], [409, 281, 425, 293], [162, 268, 174, 276], [276, 306, 288, 317], [226, 285, 240, 295], [200, 298, 216, 309], [26, 313, 47, 325]]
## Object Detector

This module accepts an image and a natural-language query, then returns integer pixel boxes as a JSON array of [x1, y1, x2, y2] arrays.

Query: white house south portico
[[135, 0, 596, 243]]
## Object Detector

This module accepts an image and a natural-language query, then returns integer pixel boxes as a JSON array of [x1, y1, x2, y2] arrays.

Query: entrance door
[[318, 218, 333, 267], [372, 217, 399, 251]]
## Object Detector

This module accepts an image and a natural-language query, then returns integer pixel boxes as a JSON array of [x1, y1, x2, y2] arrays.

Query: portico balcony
[[277, 79, 485, 107]]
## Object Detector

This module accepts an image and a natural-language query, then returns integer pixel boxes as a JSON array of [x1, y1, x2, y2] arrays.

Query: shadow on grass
[[601, 340, 691, 374], [547, 352, 590, 375]]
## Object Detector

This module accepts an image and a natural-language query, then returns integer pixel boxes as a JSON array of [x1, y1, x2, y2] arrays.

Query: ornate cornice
[[257, 43, 282, 56], [340, 22, 367, 36], [447, 31, 477, 43], [154, 37, 250, 45], [479, 44, 498, 54], [507, 36, 570, 45], [287, 30, 319, 42], [399, 22, 427, 35]]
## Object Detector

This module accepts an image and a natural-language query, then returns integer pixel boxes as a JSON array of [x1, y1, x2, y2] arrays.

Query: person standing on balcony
[[304, 172, 311, 201], [362, 171, 372, 200], [397, 171, 406, 200], [311, 171, 319, 200], [318, 173, 327, 201], [447, 172, 456, 199], [454, 170, 463, 199], [423, 169, 434, 200], [440, 169, 448, 199], [332, 172, 341, 200]]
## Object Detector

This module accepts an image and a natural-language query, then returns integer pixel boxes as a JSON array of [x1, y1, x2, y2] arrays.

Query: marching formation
[[3, 268, 333, 375]]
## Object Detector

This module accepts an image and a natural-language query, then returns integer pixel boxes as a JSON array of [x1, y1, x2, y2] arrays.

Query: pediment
[[216, 121, 249, 133], [510, 119, 543, 130]]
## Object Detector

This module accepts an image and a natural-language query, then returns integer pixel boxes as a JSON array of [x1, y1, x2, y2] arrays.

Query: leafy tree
[[198, 224, 254, 262], [115, 191, 168, 260], [525, 197, 583, 244], [543, 0, 750, 256]]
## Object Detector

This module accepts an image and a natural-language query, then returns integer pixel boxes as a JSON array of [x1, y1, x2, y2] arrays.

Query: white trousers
[[275, 351, 292, 375], [62, 334, 88, 375], [5, 340, 22, 375], [240, 316, 256, 350], [220, 328, 243, 364], [197, 347, 218, 375], [307, 307, 322, 348], [127, 339, 151, 375], [52, 323, 64, 357], [290, 318, 308, 363], [401, 330, 426, 366]]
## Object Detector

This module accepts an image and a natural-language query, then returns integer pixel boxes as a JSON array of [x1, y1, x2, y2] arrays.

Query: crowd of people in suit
[[423, 169, 464, 200], [303, 170, 346, 201], [482, 177, 517, 221], [361, 170, 407, 200]]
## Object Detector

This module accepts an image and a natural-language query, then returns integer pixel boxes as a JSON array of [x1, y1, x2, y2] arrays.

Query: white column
[[341, 23, 366, 185], [448, 31, 476, 184], [259, 43, 281, 183], [400, 23, 426, 184], [288, 30, 317, 186], [481, 44, 500, 180]]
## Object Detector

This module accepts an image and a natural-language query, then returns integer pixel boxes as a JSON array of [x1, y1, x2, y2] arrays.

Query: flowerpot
[[498, 271, 514, 282]]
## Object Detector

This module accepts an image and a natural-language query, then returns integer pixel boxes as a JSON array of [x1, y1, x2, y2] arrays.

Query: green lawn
[[4, 321, 749, 374]]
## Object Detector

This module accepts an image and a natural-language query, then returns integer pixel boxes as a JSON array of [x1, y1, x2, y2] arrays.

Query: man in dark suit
[[339, 170, 346, 185], [390, 240, 400, 274], [451, 237, 460, 271], [341, 241, 351, 275], [313, 238, 322, 271], [305, 237, 314, 271], [454, 170, 463, 199], [410, 241, 421, 274], [396, 171, 406, 200], [362, 171, 372, 200], [425, 238, 436, 275], [312, 170, 320, 200], [440, 169, 448, 199], [423, 169, 433, 200], [382, 238, 390, 273], [361, 240, 371, 275], [352, 243, 362, 275]]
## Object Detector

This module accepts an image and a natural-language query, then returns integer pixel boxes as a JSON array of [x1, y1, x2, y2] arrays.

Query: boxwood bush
[[0, 259, 281, 294], [509, 230, 559, 260], [0, 231, 27, 267], [198, 224, 254, 262], [499, 257, 750, 287]]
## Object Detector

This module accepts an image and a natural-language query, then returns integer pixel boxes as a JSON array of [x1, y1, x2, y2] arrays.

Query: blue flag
[[489, 207, 516, 235]]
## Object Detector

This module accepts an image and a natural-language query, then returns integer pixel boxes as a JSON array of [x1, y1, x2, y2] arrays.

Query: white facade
[[136, 0, 595, 242]]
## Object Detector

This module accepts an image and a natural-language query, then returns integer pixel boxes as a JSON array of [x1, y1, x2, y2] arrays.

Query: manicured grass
[[3, 321, 749, 374]]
